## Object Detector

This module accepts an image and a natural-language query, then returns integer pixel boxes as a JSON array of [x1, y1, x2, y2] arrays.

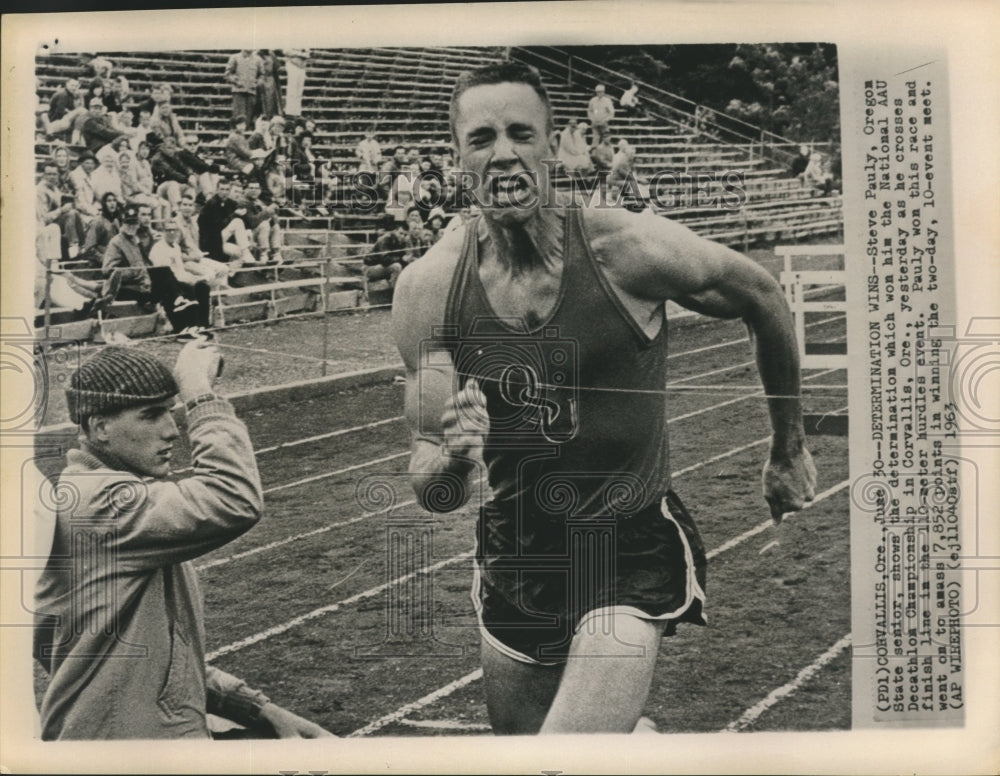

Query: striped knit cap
[[66, 346, 178, 424]]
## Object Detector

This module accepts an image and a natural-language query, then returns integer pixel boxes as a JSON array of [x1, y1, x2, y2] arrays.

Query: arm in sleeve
[[107, 398, 264, 569], [101, 238, 147, 286], [205, 666, 270, 726]]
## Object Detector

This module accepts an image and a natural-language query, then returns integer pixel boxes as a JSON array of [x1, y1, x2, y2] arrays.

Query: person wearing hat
[[102, 200, 195, 328], [81, 93, 129, 153], [34, 342, 334, 739], [586, 83, 615, 148], [425, 206, 449, 244]]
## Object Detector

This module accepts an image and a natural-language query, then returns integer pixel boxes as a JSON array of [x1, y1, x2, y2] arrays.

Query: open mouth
[[488, 172, 536, 204]]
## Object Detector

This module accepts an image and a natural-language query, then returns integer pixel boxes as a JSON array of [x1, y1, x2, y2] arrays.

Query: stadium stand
[[34, 46, 842, 341]]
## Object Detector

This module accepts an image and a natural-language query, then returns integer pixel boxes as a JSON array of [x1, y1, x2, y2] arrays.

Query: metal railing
[[510, 46, 807, 168]]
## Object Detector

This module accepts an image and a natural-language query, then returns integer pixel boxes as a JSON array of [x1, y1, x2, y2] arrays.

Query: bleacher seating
[[34, 46, 842, 340]]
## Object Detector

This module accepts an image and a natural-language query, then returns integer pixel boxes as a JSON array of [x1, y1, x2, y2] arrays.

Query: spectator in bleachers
[[265, 153, 291, 206], [587, 84, 615, 148], [404, 207, 433, 261], [405, 147, 421, 167], [91, 145, 125, 204], [282, 48, 310, 118], [101, 202, 156, 308], [175, 190, 201, 254], [129, 108, 155, 152], [85, 79, 106, 111], [80, 191, 121, 269], [148, 133, 191, 213], [289, 131, 317, 180], [37, 161, 85, 260], [590, 136, 615, 174], [608, 138, 636, 199], [101, 76, 127, 116], [50, 143, 75, 193], [425, 206, 449, 244], [224, 116, 254, 175], [34, 226, 112, 321], [46, 78, 82, 140], [197, 177, 255, 267], [120, 146, 164, 222], [86, 55, 114, 80], [148, 218, 212, 334], [258, 50, 283, 120], [150, 101, 184, 145], [789, 144, 811, 178], [34, 251, 102, 320], [149, 134, 218, 208], [364, 215, 411, 289], [619, 81, 641, 116], [249, 114, 288, 161], [389, 146, 408, 172], [176, 134, 220, 196], [48, 78, 80, 123], [130, 82, 172, 124], [241, 178, 283, 263], [69, 150, 100, 220], [101, 200, 208, 331], [82, 96, 129, 153], [225, 49, 264, 126], [558, 120, 593, 173], [802, 151, 835, 196], [355, 130, 382, 174], [42, 94, 87, 142]]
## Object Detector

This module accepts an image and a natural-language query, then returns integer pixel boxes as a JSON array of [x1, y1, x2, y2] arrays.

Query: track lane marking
[[345, 478, 850, 736], [723, 634, 852, 732]]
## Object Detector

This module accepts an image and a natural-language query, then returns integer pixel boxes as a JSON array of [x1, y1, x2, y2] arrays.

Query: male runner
[[391, 62, 816, 734]]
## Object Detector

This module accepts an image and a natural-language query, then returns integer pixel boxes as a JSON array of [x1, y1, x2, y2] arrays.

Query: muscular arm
[[591, 208, 816, 519], [391, 226, 484, 512]]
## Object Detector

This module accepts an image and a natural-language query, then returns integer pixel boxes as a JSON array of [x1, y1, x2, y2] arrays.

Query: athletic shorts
[[472, 490, 708, 665]]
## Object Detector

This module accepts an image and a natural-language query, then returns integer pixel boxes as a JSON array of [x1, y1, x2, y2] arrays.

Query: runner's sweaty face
[[453, 82, 557, 225]]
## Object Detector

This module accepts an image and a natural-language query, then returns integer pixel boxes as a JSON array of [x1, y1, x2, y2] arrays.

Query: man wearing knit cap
[[34, 341, 334, 739]]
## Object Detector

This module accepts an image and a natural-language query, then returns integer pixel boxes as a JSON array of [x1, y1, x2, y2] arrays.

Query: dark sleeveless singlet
[[443, 208, 706, 664], [444, 206, 671, 516]]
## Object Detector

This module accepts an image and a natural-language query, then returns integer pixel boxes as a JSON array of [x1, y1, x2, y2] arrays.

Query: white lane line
[[347, 478, 851, 736], [667, 314, 844, 361], [669, 367, 841, 424], [205, 550, 476, 662], [199, 386, 793, 571], [175, 416, 404, 475], [672, 437, 769, 477], [668, 359, 757, 385], [198, 476, 488, 574], [723, 634, 852, 732], [348, 670, 486, 738], [707, 479, 849, 560], [758, 540, 780, 554], [252, 416, 403, 456], [397, 719, 493, 731], [263, 451, 408, 494], [197, 514, 372, 571]]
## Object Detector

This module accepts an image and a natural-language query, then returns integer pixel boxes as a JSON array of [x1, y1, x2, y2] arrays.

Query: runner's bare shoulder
[[580, 204, 722, 302], [392, 219, 468, 363]]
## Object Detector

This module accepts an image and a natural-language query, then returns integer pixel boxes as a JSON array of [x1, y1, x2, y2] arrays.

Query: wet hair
[[449, 61, 553, 140]]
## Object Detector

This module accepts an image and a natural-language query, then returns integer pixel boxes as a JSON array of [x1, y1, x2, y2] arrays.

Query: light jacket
[[34, 397, 266, 739]]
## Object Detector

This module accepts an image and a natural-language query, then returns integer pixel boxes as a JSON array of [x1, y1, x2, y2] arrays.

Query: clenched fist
[[762, 446, 817, 524], [441, 377, 490, 461]]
